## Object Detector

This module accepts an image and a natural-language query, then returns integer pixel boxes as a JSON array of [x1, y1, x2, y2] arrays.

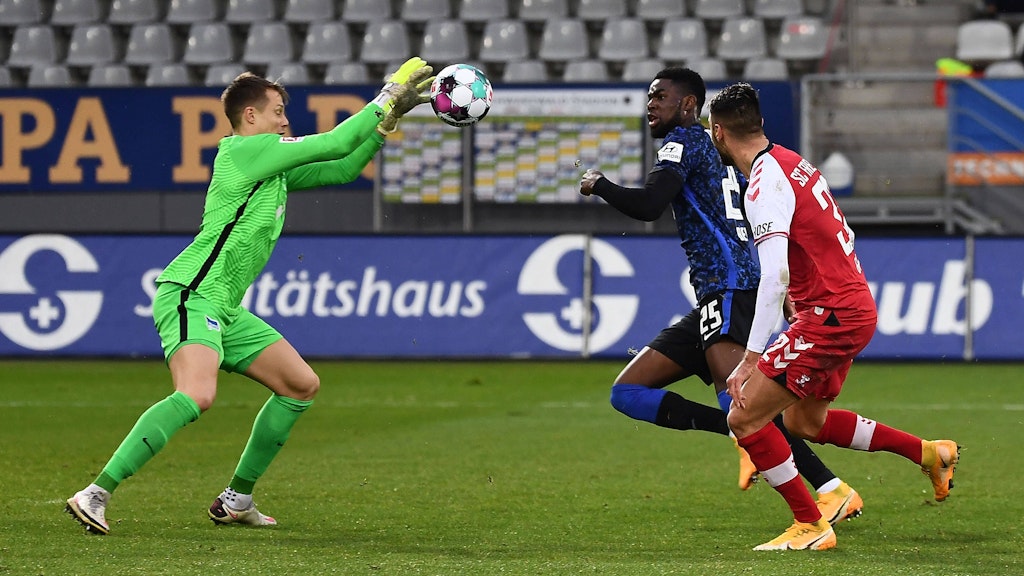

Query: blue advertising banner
[[1, 234, 1015, 360], [946, 78, 1024, 186], [0, 83, 798, 194]]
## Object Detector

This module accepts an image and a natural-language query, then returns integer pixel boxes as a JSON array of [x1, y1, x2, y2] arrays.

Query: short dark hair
[[709, 82, 763, 136], [221, 72, 289, 129], [654, 67, 707, 112]]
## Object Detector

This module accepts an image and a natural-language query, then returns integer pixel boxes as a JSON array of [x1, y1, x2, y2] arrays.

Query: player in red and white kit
[[708, 83, 960, 551]]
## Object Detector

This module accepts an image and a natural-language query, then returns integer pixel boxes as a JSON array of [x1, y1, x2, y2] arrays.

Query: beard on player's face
[[650, 108, 684, 139]]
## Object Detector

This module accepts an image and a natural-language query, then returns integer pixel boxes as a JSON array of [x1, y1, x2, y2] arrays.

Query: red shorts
[[757, 315, 876, 402]]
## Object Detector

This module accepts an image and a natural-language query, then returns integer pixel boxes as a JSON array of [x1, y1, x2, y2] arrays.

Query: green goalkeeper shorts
[[153, 282, 283, 373]]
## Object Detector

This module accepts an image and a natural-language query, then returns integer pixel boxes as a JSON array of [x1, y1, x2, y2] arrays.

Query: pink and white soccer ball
[[430, 64, 493, 127]]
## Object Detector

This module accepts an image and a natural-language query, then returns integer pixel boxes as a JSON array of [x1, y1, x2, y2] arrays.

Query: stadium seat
[[283, 0, 334, 23], [124, 23, 175, 65], [166, 0, 218, 25], [0, 0, 44, 26], [421, 19, 471, 63], [51, 0, 103, 26], [562, 59, 608, 81], [400, 0, 451, 22], [266, 61, 310, 84], [479, 19, 529, 63], [0, 65, 15, 86], [598, 18, 649, 62], [1017, 23, 1024, 57], [459, 0, 509, 23], [65, 23, 118, 66], [694, 0, 744, 20], [184, 22, 235, 65], [955, 20, 1014, 62], [28, 63, 74, 86], [752, 0, 803, 19], [301, 21, 352, 64], [501, 59, 548, 82], [716, 16, 767, 61], [686, 57, 726, 80], [225, 0, 276, 24], [145, 62, 191, 85], [538, 18, 588, 62], [203, 62, 246, 86], [743, 56, 788, 79], [7, 25, 60, 67], [656, 18, 707, 62], [985, 59, 1024, 77], [323, 61, 369, 84], [636, 0, 685, 20], [342, 0, 392, 22], [621, 57, 665, 81], [518, 0, 568, 22], [360, 20, 410, 64], [776, 15, 828, 61], [576, 0, 625, 22], [243, 22, 294, 65], [87, 63, 134, 85], [107, 0, 160, 25]]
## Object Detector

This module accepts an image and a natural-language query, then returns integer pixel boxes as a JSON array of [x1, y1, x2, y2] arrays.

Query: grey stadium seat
[[955, 20, 1014, 62], [420, 19, 471, 63], [538, 18, 588, 62], [518, 0, 568, 22], [694, 0, 744, 20], [51, 0, 104, 26], [225, 0, 276, 24], [657, 18, 707, 62], [283, 0, 334, 23], [459, 0, 509, 23], [479, 19, 529, 63], [598, 18, 649, 62], [621, 57, 665, 82], [183, 22, 235, 65], [145, 62, 191, 85], [685, 57, 726, 80], [87, 63, 134, 86], [204, 63, 246, 86], [576, 0, 626, 22], [7, 25, 60, 67], [636, 0, 685, 21], [752, 0, 803, 19], [28, 63, 74, 86], [0, 0, 45, 26], [743, 57, 788, 80], [400, 0, 451, 22], [776, 15, 829, 61], [242, 22, 295, 65], [124, 23, 176, 65], [716, 16, 767, 61], [65, 23, 118, 66], [323, 61, 369, 84], [360, 20, 411, 64], [166, 0, 218, 25], [301, 21, 352, 64], [107, 0, 160, 25], [985, 59, 1024, 78], [0, 65, 12, 86], [342, 0, 392, 22], [562, 59, 608, 82], [502, 59, 548, 82], [265, 61, 310, 84]]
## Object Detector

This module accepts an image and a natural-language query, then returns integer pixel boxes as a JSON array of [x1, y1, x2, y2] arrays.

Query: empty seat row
[[4, 16, 829, 71], [955, 19, 1024, 63], [0, 0, 817, 27]]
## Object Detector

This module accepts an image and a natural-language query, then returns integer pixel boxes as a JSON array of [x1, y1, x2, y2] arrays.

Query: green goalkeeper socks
[[228, 394, 313, 495], [94, 391, 201, 493]]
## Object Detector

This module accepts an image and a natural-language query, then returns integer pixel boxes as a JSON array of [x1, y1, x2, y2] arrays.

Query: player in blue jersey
[[579, 67, 861, 524]]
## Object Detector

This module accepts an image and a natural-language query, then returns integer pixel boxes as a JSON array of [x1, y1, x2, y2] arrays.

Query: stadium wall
[[0, 233, 1019, 361]]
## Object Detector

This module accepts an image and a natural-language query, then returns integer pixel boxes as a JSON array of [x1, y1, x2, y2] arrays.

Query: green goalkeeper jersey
[[158, 103, 385, 310]]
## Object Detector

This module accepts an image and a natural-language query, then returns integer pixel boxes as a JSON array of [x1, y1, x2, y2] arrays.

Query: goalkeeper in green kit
[[65, 58, 434, 535]]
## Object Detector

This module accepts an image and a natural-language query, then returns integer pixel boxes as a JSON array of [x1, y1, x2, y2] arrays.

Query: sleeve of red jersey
[[743, 156, 795, 246]]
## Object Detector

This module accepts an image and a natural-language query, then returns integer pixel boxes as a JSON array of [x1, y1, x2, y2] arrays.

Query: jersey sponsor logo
[[279, 136, 304, 143], [0, 235, 103, 350], [751, 221, 773, 238], [518, 235, 638, 354], [657, 142, 684, 163], [205, 316, 220, 331], [746, 188, 760, 201]]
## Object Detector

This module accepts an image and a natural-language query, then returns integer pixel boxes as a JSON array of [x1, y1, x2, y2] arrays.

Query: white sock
[[221, 487, 253, 509], [816, 478, 841, 494]]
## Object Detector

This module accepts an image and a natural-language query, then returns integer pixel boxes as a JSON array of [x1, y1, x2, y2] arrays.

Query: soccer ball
[[430, 64, 493, 127]]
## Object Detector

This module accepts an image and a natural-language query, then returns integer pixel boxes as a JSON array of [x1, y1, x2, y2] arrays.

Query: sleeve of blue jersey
[[655, 126, 718, 181]]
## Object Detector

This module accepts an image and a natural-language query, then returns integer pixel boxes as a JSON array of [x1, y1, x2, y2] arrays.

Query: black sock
[[654, 391, 730, 435], [775, 414, 836, 490]]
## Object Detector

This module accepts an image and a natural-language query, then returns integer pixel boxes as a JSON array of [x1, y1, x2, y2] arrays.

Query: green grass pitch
[[0, 359, 1020, 575]]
